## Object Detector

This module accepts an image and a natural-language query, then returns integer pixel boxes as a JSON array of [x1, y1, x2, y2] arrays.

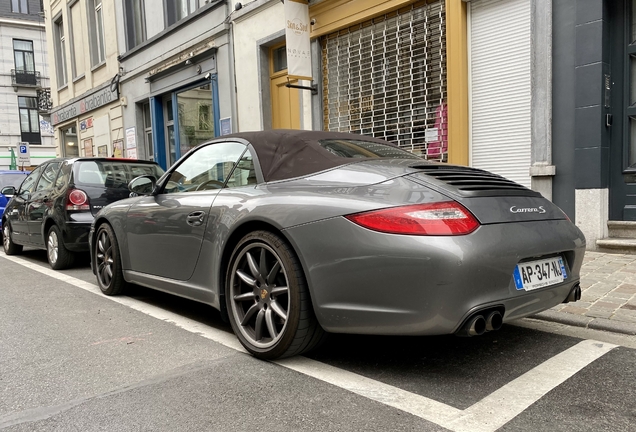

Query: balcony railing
[[11, 69, 41, 87]]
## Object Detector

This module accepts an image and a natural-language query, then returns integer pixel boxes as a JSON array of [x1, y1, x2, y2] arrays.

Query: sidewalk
[[533, 251, 636, 335]]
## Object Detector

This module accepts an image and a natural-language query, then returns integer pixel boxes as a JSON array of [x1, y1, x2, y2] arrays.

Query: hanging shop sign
[[51, 79, 120, 126], [285, 0, 312, 80]]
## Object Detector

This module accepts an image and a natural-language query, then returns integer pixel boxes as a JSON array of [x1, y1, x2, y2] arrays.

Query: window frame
[[124, 0, 147, 51], [18, 96, 41, 144], [13, 39, 35, 74], [53, 15, 68, 87], [87, 0, 106, 66], [11, 0, 28, 14]]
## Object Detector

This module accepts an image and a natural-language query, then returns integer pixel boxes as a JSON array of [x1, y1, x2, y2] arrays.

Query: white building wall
[[0, 19, 55, 169], [233, 0, 286, 131]]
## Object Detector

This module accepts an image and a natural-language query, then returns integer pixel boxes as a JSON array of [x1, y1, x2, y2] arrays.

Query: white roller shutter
[[470, 0, 531, 187]]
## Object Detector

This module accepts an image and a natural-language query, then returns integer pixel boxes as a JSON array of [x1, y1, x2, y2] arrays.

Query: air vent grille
[[410, 164, 538, 197]]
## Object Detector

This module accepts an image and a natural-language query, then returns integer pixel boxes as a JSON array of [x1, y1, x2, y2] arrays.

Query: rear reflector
[[345, 202, 480, 236], [67, 189, 90, 211]]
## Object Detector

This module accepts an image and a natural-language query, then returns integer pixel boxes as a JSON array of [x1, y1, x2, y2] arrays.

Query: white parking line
[[0, 253, 618, 431]]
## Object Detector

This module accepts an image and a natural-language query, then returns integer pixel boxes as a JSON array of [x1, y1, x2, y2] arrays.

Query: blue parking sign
[[20, 145, 27, 154]]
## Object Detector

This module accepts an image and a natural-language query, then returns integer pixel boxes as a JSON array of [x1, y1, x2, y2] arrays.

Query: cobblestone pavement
[[534, 251, 636, 335]]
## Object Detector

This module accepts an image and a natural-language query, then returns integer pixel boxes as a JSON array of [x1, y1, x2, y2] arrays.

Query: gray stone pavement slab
[[534, 251, 636, 335]]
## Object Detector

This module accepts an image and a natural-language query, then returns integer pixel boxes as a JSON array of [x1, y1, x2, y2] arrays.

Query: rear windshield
[[319, 139, 420, 159], [74, 161, 164, 188], [0, 173, 28, 189]]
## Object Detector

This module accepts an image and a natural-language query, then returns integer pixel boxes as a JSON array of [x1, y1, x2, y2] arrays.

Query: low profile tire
[[47, 225, 75, 270], [226, 230, 325, 360], [95, 223, 128, 296], [3, 222, 23, 255]]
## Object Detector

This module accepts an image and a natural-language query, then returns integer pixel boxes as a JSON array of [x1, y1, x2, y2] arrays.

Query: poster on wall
[[125, 127, 136, 149], [220, 117, 232, 136], [127, 148, 138, 159], [97, 145, 108, 157], [113, 140, 124, 158], [83, 138, 93, 157], [284, 0, 312, 80]]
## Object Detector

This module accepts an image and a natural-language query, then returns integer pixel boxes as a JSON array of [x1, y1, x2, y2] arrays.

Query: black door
[[27, 162, 61, 246], [609, 0, 636, 220], [8, 166, 43, 244]]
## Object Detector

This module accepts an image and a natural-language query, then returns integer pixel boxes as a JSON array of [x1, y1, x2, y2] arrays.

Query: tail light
[[66, 189, 90, 211], [345, 202, 480, 236]]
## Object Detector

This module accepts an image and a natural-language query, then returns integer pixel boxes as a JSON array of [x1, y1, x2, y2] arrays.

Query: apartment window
[[69, 1, 85, 78], [88, 0, 106, 65], [13, 40, 36, 85], [18, 97, 41, 144], [54, 17, 68, 87], [11, 0, 28, 13], [166, 0, 198, 26], [125, 0, 146, 50]]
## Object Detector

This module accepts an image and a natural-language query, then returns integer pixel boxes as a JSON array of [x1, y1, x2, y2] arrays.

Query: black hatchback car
[[2, 158, 164, 269]]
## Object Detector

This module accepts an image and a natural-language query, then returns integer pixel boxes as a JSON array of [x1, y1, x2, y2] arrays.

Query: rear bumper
[[285, 217, 586, 336], [62, 213, 94, 252]]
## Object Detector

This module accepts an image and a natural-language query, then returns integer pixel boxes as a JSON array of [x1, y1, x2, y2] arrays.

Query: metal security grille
[[321, 1, 447, 161]]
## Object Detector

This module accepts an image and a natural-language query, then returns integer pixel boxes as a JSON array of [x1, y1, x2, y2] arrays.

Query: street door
[[270, 44, 300, 129]]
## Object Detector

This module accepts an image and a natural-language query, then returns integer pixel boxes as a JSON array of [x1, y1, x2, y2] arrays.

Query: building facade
[[114, 0, 235, 170], [0, 0, 55, 170], [44, 0, 125, 160]]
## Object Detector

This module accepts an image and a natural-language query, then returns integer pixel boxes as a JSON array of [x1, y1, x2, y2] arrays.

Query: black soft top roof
[[220, 129, 411, 182]]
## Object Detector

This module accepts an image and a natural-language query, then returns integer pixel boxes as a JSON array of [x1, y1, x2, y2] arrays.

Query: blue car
[[0, 170, 29, 230]]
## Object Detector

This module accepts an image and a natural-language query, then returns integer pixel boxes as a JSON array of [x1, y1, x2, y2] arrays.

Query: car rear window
[[74, 161, 164, 188], [319, 139, 420, 159], [0, 173, 28, 189]]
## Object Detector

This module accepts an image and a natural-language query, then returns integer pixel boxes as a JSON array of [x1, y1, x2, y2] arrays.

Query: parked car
[[89, 130, 585, 360], [2, 158, 164, 270], [0, 170, 29, 232]]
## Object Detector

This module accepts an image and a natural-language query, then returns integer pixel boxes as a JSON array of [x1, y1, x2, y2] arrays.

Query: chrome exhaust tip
[[563, 284, 581, 303], [460, 315, 486, 336], [485, 311, 503, 331]]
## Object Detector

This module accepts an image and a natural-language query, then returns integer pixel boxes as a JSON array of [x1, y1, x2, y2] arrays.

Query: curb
[[532, 310, 636, 336]]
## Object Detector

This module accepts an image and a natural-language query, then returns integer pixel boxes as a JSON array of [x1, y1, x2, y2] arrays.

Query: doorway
[[270, 44, 300, 130]]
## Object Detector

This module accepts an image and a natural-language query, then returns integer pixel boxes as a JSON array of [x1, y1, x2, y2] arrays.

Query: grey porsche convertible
[[90, 130, 585, 359]]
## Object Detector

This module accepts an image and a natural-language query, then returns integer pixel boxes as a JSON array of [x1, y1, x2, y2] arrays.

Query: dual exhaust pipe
[[457, 310, 503, 337]]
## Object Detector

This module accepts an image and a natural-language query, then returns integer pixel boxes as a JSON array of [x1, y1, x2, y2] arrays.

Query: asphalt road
[[1, 249, 635, 431]]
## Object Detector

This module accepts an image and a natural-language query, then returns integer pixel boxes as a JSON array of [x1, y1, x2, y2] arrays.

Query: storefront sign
[[51, 82, 119, 126], [285, 0, 312, 80]]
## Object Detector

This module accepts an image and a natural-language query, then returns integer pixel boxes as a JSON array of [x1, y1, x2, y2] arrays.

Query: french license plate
[[513, 256, 567, 291]]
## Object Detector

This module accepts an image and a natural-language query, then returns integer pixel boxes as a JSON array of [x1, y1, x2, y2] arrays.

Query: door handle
[[186, 211, 206, 226]]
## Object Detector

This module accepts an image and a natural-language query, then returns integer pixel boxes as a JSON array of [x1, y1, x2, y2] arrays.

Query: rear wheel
[[226, 230, 325, 360], [94, 223, 128, 295], [47, 225, 74, 270], [2, 222, 23, 255]]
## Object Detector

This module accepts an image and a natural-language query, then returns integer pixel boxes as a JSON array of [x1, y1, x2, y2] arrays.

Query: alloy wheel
[[96, 229, 114, 288], [47, 230, 59, 265], [3, 225, 10, 250], [229, 242, 290, 349]]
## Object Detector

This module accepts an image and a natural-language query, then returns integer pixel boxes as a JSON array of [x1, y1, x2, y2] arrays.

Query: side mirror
[[0, 186, 16, 197], [128, 175, 156, 196]]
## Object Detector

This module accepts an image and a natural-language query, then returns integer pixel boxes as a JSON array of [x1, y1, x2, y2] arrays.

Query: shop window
[[321, 2, 447, 161], [176, 84, 215, 156], [62, 126, 79, 157], [18, 96, 41, 144]]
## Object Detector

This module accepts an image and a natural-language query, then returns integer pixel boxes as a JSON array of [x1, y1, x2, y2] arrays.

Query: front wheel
[[94, 223, 128, 296], [47, 225, 75, 270], [226, 230, 325, 360], [2, 222, 23, 255]]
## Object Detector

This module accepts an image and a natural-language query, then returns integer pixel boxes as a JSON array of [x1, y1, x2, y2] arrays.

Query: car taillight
[[345, 202, 480, 236], [67, 189, 90, 211]]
